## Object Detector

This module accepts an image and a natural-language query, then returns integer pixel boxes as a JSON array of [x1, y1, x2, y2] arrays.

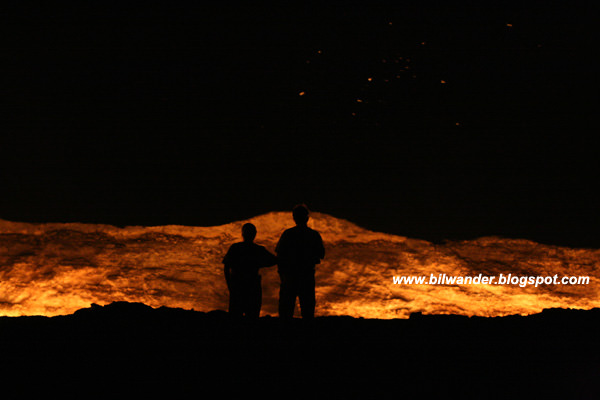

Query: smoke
[[0, 213, 598, 318]]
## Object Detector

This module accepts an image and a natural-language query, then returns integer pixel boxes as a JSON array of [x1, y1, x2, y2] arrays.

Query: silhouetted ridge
[[2, 301, 599, 338], [1, 301, 598, 398]]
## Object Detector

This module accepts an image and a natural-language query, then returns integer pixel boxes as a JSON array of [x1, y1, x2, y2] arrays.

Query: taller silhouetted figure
[[276, 204, 325, 321], [223, 223, 277, 319]]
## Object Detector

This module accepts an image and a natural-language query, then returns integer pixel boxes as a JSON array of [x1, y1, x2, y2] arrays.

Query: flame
[[1, 212, 599, 318]]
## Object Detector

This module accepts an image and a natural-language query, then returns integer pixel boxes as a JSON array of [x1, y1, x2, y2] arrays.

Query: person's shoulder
[[250, 242, 268, 251], [307, 226, 322, 237], [223, 242, 243, 262], [280, 227, 296, 237], [227, 242, 246, 251]]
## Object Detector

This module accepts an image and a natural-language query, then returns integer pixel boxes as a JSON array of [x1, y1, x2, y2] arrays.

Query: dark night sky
[[1, 1, 598, 247]]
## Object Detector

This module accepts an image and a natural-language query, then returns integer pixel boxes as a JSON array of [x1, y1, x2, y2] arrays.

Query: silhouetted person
[[276, 204, 325, 321], [223, 223, 277, 319]]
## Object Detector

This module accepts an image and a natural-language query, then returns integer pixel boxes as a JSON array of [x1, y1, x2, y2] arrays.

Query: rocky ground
[[0, 302, 598, 398]]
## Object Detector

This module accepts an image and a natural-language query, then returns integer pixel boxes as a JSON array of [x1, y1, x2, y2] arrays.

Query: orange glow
[[506, 23, 513, 27], [299, 91, 305, 96], [1, 213, 598, 319], [367, 77, 373, 82], [441, 80, 446, 84]]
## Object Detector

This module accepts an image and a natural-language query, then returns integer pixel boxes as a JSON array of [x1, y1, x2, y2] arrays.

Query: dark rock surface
[[1, 302, 598, 398]]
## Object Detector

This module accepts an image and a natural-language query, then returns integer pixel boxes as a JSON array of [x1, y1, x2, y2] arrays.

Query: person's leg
[[278, 274, 297, 320], [298, 273, 315, 320], [246, 277, 262, 320], [228, 280, 243, 318]]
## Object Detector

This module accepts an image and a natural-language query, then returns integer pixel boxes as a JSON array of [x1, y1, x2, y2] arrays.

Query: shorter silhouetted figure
[[276, 204, 325, 321], [223, 223, 277, 319]]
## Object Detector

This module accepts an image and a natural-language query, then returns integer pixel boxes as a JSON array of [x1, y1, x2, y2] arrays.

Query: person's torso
[[277, 227, 322, 270], [227, 242, 269, 277]]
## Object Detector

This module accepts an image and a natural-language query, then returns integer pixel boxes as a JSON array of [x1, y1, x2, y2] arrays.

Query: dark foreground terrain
[[1, 302, 598, 399]]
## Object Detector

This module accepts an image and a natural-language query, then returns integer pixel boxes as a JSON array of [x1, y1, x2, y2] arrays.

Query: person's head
[[292, 204, 310, 226], [241, 223, 257, 242]]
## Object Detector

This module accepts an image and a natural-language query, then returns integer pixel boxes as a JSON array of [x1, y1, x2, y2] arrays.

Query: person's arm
[[275, 232, 288, 272], [275, 232, 283, 256], [224, 263, 232, 290], [260, 247, 278, 268], [316, 232, 325, 262], [223, 248, 233, 290]]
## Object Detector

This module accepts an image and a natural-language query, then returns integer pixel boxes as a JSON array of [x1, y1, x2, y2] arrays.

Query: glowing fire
[[0, 212, 599, 318]]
